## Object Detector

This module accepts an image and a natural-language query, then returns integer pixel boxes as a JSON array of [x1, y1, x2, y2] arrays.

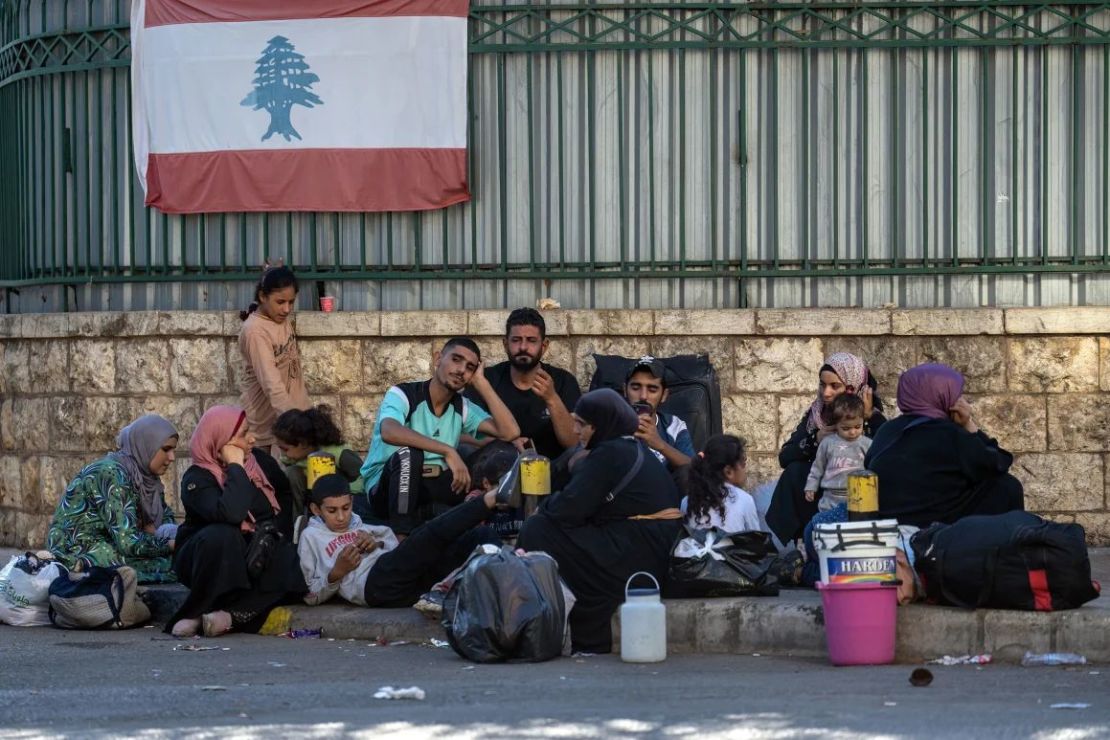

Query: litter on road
[[928, 654, 992, 666], [373, 686, 426, 701]]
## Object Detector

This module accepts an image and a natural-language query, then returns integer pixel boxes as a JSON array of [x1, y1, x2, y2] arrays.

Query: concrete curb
[[140, 585, 1109, 663]]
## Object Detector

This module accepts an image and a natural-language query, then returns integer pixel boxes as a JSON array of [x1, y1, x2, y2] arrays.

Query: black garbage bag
[[443, 545, 567, 663], [667, 526, 781, 598]]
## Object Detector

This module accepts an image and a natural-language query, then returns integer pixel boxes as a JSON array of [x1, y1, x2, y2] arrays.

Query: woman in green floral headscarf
[[47, 415, 180, 584]]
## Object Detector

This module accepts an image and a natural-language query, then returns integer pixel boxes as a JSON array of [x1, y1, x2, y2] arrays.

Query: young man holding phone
[[623, 356, 694, 470]]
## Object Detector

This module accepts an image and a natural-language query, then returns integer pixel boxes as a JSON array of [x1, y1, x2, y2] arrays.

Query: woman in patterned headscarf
[[47, 415, 179, 583], [765, 352, 887, 544]]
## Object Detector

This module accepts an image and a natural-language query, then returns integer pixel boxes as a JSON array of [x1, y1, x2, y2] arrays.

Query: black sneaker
[[413, 590, 445, 619]]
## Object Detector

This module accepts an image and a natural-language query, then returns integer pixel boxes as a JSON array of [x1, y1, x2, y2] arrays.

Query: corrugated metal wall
[[2, 1, 1110, 312]]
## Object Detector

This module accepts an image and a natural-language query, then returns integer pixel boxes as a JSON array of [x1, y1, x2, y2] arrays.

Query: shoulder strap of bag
[[604, 441, 644, 503], [867, 415, 932, 465]]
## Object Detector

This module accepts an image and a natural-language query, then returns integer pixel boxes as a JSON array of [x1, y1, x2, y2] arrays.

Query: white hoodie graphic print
[[297, 513, 399, 606]]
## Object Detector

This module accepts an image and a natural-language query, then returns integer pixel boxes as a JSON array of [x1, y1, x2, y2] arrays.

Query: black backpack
[[911, 511, 1101, 611], [588, 354, 722, 452]]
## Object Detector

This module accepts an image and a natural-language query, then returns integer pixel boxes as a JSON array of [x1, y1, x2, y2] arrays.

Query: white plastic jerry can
[[620, 571, 667, 663]]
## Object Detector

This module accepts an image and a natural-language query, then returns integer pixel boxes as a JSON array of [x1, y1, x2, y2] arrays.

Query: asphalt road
[[0, 626, 1106, 739]]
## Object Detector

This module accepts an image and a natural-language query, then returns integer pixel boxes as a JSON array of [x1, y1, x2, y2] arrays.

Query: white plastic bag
[[0, 554, 65, 627]]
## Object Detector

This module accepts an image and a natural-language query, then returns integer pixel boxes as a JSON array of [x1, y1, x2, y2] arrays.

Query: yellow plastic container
[[306, 451, 337, 490], [519, 453, 551, 496], [847, 470, 879, 520]]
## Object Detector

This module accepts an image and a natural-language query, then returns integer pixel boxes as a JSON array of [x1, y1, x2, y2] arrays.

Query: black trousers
[[363, 496, 500, 607], [354, 447, 461, 535]]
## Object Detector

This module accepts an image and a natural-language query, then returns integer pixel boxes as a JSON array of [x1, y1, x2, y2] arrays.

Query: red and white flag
[[131, 0, 469, 214]]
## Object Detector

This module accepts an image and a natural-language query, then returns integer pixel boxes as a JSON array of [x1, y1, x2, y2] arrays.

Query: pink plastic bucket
[[817, 582, 898, 666]]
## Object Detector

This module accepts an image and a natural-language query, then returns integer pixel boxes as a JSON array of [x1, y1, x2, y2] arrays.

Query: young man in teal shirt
[[358, 337, 520, 534]]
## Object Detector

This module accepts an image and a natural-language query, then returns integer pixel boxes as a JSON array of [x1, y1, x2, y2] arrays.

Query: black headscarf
[[574, 389, 639, 450]]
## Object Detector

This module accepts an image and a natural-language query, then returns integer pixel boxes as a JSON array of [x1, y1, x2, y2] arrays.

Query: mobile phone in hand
[[630, 401, 653, 416]]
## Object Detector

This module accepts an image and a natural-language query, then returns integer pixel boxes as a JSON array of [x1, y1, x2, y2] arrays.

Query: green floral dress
[[47, 458, 177, 584]]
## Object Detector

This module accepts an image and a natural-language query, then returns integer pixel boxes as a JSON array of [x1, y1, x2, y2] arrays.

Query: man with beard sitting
[[466, 308, 581, 460]]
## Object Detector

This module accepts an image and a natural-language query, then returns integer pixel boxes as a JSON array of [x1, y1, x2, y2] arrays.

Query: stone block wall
[[1, 307, 1108, 547]]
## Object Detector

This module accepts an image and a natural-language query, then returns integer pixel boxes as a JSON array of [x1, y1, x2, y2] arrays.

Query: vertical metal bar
[[333, 213, 340, 274], [497, 54, 508, 273], [770, 48, 778, 269], [467, 48, 477, 272], [359, 213, 367, 271], [617, 34, 627, 271], [950, 45, 958, 267], [1041, 45, 1048, 265], [111, 66, 119, 275], [832, 49, 839, 268], [801, 48, 809, 271], [309, 212, 318, 273], [892, 44, 903, 269], [84, 69, 92, 276], [861, 46, 869, 269], [220, 214, 227, 272], [527, 47, 537, 272], [979, 46, 988, 265], [710, 41, 719, 272], [1104, 44, 1109, 265], [556, 53, 566, 268], [1070, 43, 1080, 264], [739, 50, 748, 274], [413, 213, 422, 272], [647, 45, 656, 267], [587, 41, 597, 270], [1011, 44, 1019, 266]]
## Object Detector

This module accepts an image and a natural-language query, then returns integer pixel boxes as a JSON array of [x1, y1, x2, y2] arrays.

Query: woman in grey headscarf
[[518, 389, 683, 654], [47, 415, 180, 583]]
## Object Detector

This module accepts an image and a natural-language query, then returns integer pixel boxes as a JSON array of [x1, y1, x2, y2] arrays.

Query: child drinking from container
[[272, 404, 365, 519], [239, 265, 310, 454], [804, 394, 872, 512], [682, 434, 762, 533]]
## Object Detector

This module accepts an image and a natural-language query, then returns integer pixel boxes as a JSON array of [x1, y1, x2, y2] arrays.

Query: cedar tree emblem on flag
[[240, 36, 323, 142]]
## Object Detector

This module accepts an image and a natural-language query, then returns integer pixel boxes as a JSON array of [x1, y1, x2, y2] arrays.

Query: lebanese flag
[[131, 0, 470, 213]]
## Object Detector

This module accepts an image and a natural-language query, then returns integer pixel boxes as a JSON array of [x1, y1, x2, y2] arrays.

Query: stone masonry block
[[1011, 453, 1104, 512], [129, 397, 201, 451], [891, 309, 1004, 335], [0, 315, 20, 338], [1008, 337, 1099, 393], [86, 397, 132, 452], [10, 398, 49, 453], [51, 397, 88, 452], [20, 313, 70, 338], [362, 339, 434, 391], [1047, 395, 1110, 452], [340, 395, 382, 452], [0, 455, 21, 509], [566, 310, 654, 337], [69, 311, 159, 338], [574, 337, 652, 391], [171, 338, 228, 394], [296, 312, 381, 338], [17, 511, 49, 549], [777, 395, 814, 447], [300, 339, 362, 393], [743, 453, 781, 491], [721, 395, 779, 453], [1075, 512, 1110, 545], [29, 340, 70, 393], [920, 337, 1007, 393], [466, 310, 569, 337], [115, 339, 172, 394], [39, 456, 75, 513], [1005, 307, 1110, 335], [825, 337, 916, 399], [69, 340, 116, 394], [1101, 337, 1110, 392], [969, 394, 1046, 453], [158, 311, 227, 336], [0, 342, 30, 395], [756, 309, 890, 336], [381, 311, 466, 337], [0, 508, 15, 546], [654, 310, 755, 336], [734, 338, 824, 393], [20, 457, 41, 514]]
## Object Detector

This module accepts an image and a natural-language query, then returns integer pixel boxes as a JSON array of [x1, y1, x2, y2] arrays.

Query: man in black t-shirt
[[466, 308, 581, 459]]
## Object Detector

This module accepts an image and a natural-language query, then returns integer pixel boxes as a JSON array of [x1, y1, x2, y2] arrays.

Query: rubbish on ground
[[199, 686, 227, 691], [928, 654, 992, 666], [883, 702, 897, 707], [1021, 652, 1087, 667], [373, 686, 426, 701], [392, 640, 410, 646], [267, 662, 287, 668], [174, 644, 229, 652], [257, 607, 293, 636], [909, 668, 934, 687], [1090, 671, 1101, 676], [283, 628, 322, 639], [376, 636, 389, 646], [429, 638, 449, 648], [1050, 703, 1091, 710]]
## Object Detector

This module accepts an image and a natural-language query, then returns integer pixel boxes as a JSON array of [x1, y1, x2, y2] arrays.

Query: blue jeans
[[801, 502, 848, 587]]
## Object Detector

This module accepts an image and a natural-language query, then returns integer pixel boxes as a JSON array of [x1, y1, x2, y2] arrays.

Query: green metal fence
[[2, 1, 1110, 310]]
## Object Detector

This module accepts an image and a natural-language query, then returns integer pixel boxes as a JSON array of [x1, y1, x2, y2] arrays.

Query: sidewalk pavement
[[4, 547, 1107, 663]]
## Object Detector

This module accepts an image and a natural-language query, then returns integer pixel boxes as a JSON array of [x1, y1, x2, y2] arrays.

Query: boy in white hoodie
[[298, 474, 508, 607]]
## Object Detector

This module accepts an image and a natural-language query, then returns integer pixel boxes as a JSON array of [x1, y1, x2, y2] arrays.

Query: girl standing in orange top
[[238, 266, 310, 452]]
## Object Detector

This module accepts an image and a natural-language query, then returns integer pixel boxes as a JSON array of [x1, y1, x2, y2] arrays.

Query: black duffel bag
[[911, 511, 1100, 611]]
